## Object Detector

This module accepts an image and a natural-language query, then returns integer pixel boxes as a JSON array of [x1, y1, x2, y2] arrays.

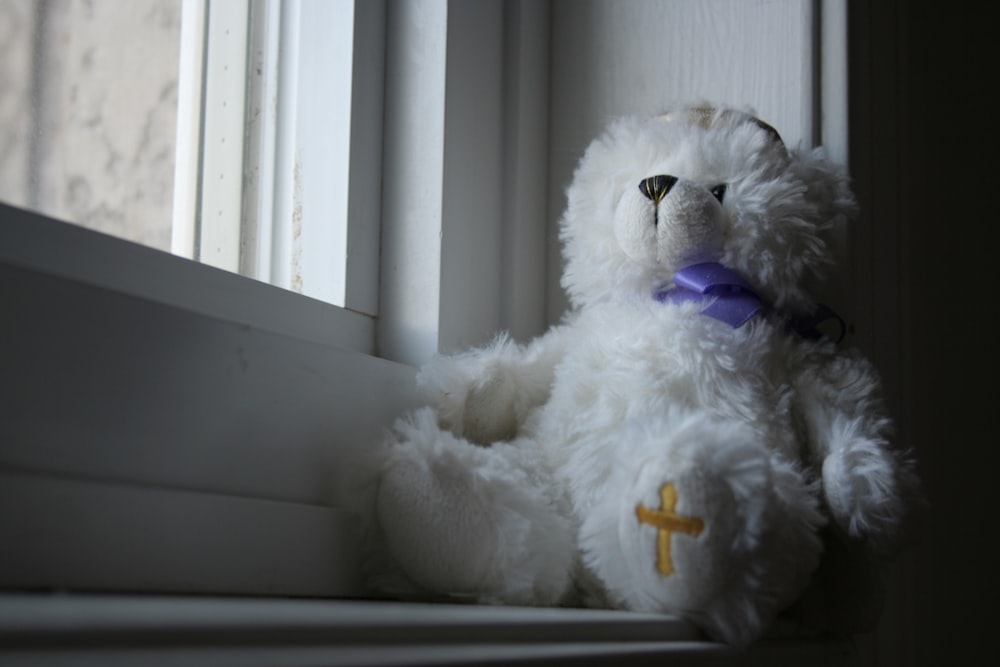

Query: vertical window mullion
[[197, 0, 251, 272], [171, 0, 207, 260], [343, 0, 385, 317], [241, 0, 282, 284]]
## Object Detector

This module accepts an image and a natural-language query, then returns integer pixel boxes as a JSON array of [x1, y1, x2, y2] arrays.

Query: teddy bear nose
[[639, 175, 678, 203]]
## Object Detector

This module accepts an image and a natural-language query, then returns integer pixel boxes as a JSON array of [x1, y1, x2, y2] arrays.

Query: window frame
[[169, 0, 553, 364], [0, 593, 866, 665], [173, 0, 384, 325], [0, 0, 552, 597]]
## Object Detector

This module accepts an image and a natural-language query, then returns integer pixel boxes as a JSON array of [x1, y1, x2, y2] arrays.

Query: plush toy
[[362, 104, 920, 646]]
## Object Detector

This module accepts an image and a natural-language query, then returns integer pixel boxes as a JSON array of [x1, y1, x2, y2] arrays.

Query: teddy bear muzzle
[[615, 175, 727, 271]]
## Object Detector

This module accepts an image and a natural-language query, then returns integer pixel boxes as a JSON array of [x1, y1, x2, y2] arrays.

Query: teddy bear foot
[[578, 416, 825, 646], [374, 408, 574, 605]]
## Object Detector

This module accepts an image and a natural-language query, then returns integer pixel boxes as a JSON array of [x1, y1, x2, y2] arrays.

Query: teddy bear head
[[559, 105, 856, 315]]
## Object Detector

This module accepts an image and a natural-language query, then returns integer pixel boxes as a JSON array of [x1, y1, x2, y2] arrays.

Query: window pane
[[1, 0, 370, 316], [0, 0, 181, 252]]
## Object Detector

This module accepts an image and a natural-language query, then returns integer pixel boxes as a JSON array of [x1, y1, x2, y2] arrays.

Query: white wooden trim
[[820, 0, 849, 165], [268, 0, 301, 295], [380, 0, 531, 365], [0, 204, 375, 355], [499, 0, 552, 343], [171, 0, 207, 259], [436, 0, 505, 354], [241, 0, 282, 282], [344, 0, 386, 316], [816, 0, 853, 340], [0, 594, 862, 666], [378, 0, 449, 366], [0, 595, 702, 642], [0, 473, 363, 596], [2, 203, 418, 594], [0, 205, 412, 503], [197, 0, 251, 272]]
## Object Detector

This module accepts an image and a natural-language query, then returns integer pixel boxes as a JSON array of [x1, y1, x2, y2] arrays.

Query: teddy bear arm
[[793, 355, 920, 551], [417, 324, 572, 444]]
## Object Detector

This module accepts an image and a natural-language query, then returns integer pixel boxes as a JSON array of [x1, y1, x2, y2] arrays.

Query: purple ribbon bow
[[655, 262, 765, 328], [654, 262, 846, 342]]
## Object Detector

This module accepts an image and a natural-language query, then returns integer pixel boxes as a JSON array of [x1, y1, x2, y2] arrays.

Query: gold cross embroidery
[[635, 482, 705, 576]]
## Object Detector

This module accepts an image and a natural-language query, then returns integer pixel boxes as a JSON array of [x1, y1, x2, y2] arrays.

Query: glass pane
[[0, 0, 181, 252]]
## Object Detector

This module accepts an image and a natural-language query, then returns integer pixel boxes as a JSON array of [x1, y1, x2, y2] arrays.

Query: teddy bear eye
[[710, 184, 727, 203]]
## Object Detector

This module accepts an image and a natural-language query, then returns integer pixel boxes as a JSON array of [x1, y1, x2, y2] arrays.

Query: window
[[0, 0, 548, 362], [1, 0, 379, 350], [173, 0, 381, 314], [0, 0, 374, 309]]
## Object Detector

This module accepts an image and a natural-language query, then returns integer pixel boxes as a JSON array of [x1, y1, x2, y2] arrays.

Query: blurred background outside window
[[0, 0, 181, 251]]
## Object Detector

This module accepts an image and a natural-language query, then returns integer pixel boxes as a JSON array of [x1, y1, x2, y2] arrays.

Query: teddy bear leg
[[577, 415, 825, 646], [374, 408, 574, 606]]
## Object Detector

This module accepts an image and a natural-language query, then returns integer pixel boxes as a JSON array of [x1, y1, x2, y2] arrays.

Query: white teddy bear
[[364, 104, 920, 646]]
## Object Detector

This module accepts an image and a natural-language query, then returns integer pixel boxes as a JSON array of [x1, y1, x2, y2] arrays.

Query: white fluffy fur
[[361, 104, 920, 646]]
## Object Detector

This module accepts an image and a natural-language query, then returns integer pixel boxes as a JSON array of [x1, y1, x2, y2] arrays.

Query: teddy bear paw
[[375, 410, 574, 604], [822, 437, 920, 551], [377, 454, 499, 595], [417, 346, 521, 443]]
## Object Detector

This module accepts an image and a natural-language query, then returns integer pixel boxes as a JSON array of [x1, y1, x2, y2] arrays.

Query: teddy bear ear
[[659, 106, 785, 151]]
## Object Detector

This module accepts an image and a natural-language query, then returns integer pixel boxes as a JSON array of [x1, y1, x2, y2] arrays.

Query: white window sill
[[1, 203, 421, 598], [0, 203, 375, 355], [0, 594, 858, 666]]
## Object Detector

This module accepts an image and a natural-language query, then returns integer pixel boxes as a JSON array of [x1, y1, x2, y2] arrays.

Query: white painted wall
[[544, 0, 843, 324]]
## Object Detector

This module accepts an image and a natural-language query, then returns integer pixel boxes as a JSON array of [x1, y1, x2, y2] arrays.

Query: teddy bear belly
[[532, 312, 802, 490]]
